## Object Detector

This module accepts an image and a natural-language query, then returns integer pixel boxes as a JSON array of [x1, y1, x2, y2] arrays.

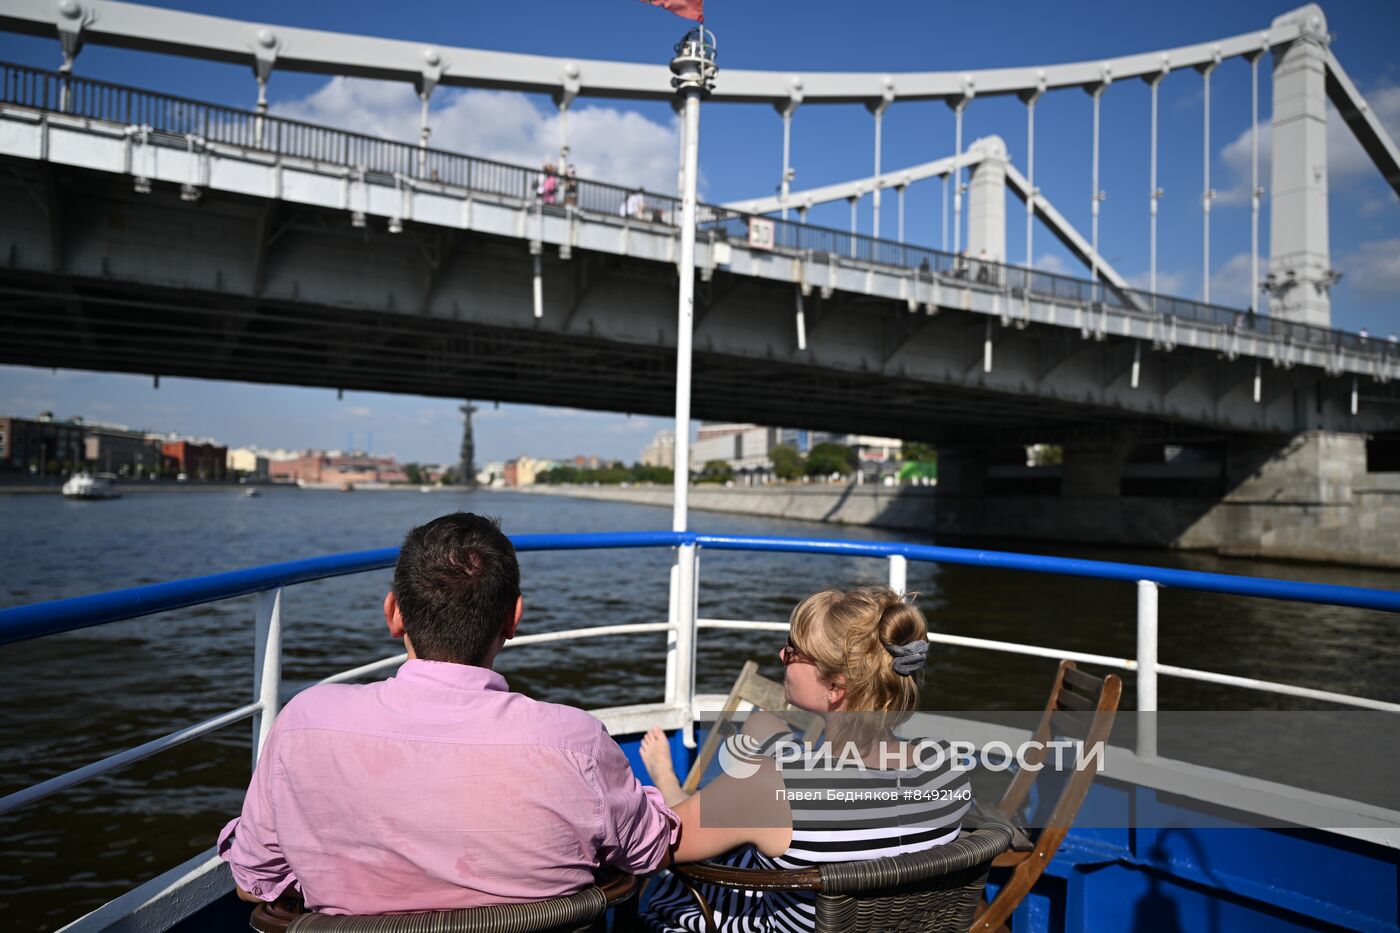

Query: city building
[[777, 429, 902, 461], [268, 450, 407, 486], [688, 423, 904, 483], [227, 446, 270, 481], [159, 437, 228, 480], [84, 424, 164, 477], [476, 461, 506, 486], [691, 423, 781, 473], [503, 454, 542, 487], [849, 434, 902, 462], [641, 430, 676, 469], [0, 412, 87, 474]]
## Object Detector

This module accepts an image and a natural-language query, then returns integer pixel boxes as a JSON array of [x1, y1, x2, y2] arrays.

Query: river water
[[2, 487, 1397, 930]]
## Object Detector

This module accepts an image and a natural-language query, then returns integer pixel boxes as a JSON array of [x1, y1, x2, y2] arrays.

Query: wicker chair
[[248, 871, 640, 933], [973, 660, 1122, 932], [668, 824, 1011, 933]]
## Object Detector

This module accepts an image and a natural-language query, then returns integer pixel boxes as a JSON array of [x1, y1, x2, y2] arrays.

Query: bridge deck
[[1, 62, 1395, 439]]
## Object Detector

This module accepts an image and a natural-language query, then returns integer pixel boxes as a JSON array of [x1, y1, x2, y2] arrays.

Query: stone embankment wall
[[521, 482, 940, 529]]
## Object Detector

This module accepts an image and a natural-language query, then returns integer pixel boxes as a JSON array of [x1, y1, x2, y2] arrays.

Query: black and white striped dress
[[642, 735, 972, 933]]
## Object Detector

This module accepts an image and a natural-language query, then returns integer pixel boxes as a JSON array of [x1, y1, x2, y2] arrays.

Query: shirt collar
[[394, 658, 508, 693]]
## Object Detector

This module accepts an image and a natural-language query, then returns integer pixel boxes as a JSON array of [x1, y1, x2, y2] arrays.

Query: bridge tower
[[966, 136, 1008, 263], [1267, 4, 1336, 327]]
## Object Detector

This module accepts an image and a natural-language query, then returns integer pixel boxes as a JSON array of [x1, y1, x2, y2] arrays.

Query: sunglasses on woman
[[780, 635, 818, 668]]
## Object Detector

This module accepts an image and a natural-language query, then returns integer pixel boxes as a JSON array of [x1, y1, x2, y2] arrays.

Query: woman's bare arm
[[669, 758, 792, 863]]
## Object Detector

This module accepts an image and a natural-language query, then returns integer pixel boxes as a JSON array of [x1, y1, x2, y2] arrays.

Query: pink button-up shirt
[[218, 659, 677, 915]]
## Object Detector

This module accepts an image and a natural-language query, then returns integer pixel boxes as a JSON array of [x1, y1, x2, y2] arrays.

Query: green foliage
[[403, 463, 423, 485], [901, 441, 937, 463], [770, 443, 805, 480], [697, 459, 734, 484], [899, 460, 937, 481], [630, 463, 675, 485], [805, 442, 856, 477], [535, 462, 673, 486]]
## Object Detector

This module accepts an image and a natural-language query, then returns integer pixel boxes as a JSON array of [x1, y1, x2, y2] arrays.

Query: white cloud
[[1035, 253, 1072, 275], [606, 417, 661, 435], [1126, 256, 1256, 309], [273, 78, 680, 194], [1336, 237, 1400, 300], [1217, 84, 1400, 204], [1208, 252, 1256, 309], [1127, 267, 1190, 298]]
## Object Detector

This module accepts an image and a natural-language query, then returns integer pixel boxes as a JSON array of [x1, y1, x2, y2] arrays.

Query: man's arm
[[593, 728, 681, 875], [217, 714, 298, 903]]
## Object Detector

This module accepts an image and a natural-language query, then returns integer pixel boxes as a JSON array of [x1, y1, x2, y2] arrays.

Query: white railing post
[[888, 554, 907, 597], [673, 543, 699, 747], [664, 560, 680, 706], [1135, 579, 1158, 759], [252, 587, 284, 770]]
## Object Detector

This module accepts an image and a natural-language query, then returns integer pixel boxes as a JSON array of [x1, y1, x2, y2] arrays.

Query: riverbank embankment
[[512, 479, 1400, 569], [516, 482, 936, 529]]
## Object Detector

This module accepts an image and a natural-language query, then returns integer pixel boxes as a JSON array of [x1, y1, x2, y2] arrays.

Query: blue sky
[[2, 0, 1398, 464]]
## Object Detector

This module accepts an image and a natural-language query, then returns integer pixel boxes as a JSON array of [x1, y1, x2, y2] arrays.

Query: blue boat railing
[[3, 529, 1400, 827]]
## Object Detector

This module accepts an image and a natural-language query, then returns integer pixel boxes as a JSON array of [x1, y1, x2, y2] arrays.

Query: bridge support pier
[[920, 431, 1392, 566], [1225, 431, 1365, 506], [934, 446, 988, 496], [1061, 437, 1133, 498]]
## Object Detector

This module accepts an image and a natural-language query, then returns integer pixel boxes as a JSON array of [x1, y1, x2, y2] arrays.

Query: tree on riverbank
[[698, 459, 734, 484], [771, 443, 804, 480], [805, 443, 856, 478], [536, 462, 672, 485], [899, 441, 937, 483], [901, 441, 937, 463]]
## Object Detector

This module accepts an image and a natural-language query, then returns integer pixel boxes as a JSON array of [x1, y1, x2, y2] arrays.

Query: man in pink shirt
[[218, 512, 678, 915]]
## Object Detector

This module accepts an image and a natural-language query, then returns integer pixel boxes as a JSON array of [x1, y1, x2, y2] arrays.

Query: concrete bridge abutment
[[1060, 437, 1135, 499], [927, 430, 1392, 567]]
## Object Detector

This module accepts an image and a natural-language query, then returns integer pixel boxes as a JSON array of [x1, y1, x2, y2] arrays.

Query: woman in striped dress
[[638, 585, 972, 933]]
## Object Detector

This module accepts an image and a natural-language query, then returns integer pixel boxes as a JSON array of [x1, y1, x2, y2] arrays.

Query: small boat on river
[[60, 473, 121, 500]]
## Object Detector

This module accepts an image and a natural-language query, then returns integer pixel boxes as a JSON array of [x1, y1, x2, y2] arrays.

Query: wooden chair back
[[974, 660, 1121, 932], [682, 660, 822, 795]]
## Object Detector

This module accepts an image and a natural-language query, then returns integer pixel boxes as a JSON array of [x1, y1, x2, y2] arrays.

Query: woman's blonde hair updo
[[788, 584, 929, 749]]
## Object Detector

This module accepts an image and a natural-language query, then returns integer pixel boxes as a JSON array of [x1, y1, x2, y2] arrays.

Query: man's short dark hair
[[392, 512, 520, 666]]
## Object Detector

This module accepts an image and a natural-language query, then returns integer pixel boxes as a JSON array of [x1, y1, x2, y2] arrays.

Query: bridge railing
[[696, 202, 1379, 354], [0, 60, 1386, 361]]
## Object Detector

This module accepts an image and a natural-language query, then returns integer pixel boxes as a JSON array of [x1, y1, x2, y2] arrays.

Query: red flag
[[640, 0, 703, 22]]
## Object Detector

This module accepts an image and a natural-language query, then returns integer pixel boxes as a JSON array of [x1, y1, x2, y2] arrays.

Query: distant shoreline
[[0, 482, 461, 496]]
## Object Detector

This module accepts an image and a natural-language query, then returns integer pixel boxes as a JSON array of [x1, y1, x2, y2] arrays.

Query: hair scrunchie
[[884, 639, 929, 676]]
